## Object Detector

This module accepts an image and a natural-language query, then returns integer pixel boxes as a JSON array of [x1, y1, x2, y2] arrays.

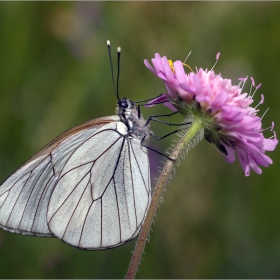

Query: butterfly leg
[[134, 93, 166, 104], [141, 128, 189, 162], [140, 134, 175, 162], [145, 114, 191, 127], [137, 103, 190, 127], [136, 98, 177, 119]]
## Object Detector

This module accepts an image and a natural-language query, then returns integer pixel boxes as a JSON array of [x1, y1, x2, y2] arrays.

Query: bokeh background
[[0, 2, 279, 278]]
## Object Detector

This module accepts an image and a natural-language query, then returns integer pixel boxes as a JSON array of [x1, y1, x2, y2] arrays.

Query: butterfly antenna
[[117, 46, 121, 99], [107, 40, 120, 100]]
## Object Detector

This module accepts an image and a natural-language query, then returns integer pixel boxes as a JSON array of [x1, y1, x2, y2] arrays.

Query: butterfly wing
[[0, 116, 116, 237], [47, 123, 151, 250], [0, 116, 151, 250]]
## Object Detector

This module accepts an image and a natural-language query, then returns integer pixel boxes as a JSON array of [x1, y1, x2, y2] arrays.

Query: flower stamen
[[210, 52, 220, 71], [250, 79, 262, 99], [271, 121, 275, 131], [260, 107, 269, 121], [254, 94, 264, 110], [269, 131, 277, 140], [261, 121, 275, 132], [238, 77, 248, 92], [183, 51, 192, 64], [249, 77, 255, 96]]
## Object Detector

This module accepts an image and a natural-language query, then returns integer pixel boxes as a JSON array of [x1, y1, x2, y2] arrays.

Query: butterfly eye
[[118, 98, 129, 109]]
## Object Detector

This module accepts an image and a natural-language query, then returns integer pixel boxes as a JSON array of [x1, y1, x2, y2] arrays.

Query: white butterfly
[[0, 42, 152, 250], [0, 97, 152, 250]]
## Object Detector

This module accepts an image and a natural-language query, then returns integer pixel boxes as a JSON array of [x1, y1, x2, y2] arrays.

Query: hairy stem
[[125, 119, 204, 279]]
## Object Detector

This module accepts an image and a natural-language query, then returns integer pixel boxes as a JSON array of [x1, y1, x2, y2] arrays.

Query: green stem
[[125, 119, 204, 279]]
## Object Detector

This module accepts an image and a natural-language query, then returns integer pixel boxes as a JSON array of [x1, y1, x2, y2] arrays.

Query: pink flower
[[144, 53, 278, 176]]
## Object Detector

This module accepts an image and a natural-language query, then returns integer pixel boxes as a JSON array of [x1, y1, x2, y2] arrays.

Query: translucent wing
[[47, 123, 151, 250], [0, 116, 151, 250], [0, 116, 117, 237]]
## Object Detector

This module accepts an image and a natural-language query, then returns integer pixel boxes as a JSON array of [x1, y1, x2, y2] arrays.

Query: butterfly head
[[118, 98, 135, 110], [117, 98, 137, 118]]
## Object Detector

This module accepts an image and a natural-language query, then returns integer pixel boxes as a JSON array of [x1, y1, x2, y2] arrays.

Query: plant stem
[[125, 119, 204, 279]]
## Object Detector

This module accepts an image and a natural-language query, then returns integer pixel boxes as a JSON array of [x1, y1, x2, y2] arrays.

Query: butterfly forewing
[[0, 154, 56, 236]]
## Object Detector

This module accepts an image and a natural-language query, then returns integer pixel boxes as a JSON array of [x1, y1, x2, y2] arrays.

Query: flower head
[[144, 53, 278, 176]]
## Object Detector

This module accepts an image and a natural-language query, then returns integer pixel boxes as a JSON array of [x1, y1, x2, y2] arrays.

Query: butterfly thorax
[[117, 98, 150, 139]]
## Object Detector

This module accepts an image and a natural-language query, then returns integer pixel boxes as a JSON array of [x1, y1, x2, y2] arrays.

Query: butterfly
[[0, 41, 153, 250]]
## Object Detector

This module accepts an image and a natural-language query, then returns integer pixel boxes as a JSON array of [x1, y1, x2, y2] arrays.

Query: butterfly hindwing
[[47, 122, 151, 250]]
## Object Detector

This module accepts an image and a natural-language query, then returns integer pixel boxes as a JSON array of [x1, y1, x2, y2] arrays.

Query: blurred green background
[[0, 2, 279, 278]]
